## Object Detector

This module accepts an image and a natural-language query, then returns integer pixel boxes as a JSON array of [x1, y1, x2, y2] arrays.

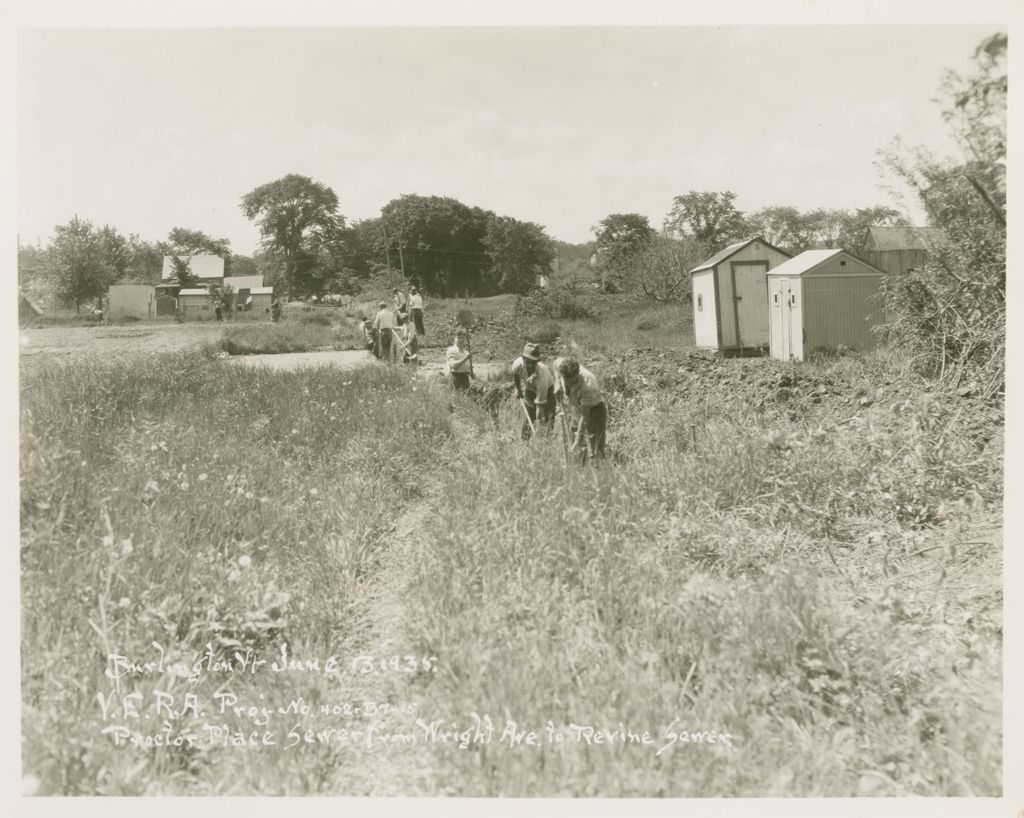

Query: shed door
[[769, 277, 785, 358], [787, 280, 804, 361], [731, 261, 770, 348]]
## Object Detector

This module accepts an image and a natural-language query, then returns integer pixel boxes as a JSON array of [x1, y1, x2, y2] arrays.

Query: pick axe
[[518, 397, 537, 438]]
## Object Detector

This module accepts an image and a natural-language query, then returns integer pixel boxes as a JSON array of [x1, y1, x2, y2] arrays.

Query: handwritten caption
[[97, 643, 734, 756]]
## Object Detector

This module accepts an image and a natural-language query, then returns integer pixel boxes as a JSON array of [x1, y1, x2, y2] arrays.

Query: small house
[[108, 283, 156, 319], [859, 226, 946, 276], [690, 237, 792, 351], [177, 288, 213, 315], [766, 249, 885, 361]]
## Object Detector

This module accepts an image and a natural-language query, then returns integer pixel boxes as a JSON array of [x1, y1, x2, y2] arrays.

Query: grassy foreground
[[20, 347, 1001, 796]]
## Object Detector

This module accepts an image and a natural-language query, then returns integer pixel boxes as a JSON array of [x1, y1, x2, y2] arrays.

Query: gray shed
[[690, 237, 792, 351], [767, 249, 886, 361], [859, 226, 946, 276]]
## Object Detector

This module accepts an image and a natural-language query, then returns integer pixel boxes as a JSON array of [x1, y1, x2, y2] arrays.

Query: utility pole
[[398, 242, 406, 277], [382, 219, 392, 269]]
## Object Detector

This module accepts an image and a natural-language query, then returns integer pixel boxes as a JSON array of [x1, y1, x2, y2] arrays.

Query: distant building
[[19, 293, 41, 327], [859, 226, 946, 276], [690, 237, 792, 352], [107, 283, 156, 319], [223, 274, 264, 291], [248, 286, 274, 314], [160, 254, 226, 286], [177, 288, 213, 315]]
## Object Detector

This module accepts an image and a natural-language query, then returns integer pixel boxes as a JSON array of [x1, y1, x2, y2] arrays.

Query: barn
[[690, 237, 791, 351], [858, 226, 946, 276], [177, 288, 213, 315], [766, 249, 886, 361], [108, 283, 156, 319]]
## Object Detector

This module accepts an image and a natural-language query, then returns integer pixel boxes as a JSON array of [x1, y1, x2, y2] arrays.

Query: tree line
[[19, 185, 560, 309], [19, 30, 1004, 397]]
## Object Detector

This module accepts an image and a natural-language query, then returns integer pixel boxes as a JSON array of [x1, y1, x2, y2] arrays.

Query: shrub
[[513, 287, 596, 322]]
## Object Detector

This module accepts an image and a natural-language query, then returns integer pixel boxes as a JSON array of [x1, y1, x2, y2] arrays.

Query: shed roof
[[161, 254, 225, 281], [690, 237, 790, 273], [177, 288, 210, 296], [224, 275, 264, 289], [767, 249, 884, 278], [864, 226, 946, 251]]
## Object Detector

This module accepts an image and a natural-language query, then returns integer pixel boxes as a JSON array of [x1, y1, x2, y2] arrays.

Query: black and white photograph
[[7, 2, 1019, 815]]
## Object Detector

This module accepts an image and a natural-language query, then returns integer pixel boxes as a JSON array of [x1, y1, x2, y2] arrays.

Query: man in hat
[[372, 301, 396, 361], [511, 343, 555, 440], [446, 328, 473, 391], [554, 357, 607, 461]]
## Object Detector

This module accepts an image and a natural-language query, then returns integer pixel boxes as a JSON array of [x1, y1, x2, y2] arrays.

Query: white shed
[[690, 237, 791, 351], [767, 249, 885, 361]]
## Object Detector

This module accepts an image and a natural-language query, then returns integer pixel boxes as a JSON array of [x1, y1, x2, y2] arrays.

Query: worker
[[409, 286, 426, 336], [372, 301, 396, 361], [555, 357, 607, 461], [360, 315, 375, 355], [446, 328, 473, 391], [400, 320, 420, 364], [393, 288, 408, 325], [270, 298, 282, 323], [511, 343, 555, 440]]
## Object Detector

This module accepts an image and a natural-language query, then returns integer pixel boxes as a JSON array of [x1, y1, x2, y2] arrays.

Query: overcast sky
[[17, 24, 995, 252]]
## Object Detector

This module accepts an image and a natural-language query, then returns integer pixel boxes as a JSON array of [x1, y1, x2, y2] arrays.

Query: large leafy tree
[[619, 235, 706, 302], [879, 32, 1006, 394], [44, 217, 127, 311], [166, 227, 231, 258], [481, 216, 556, 295], [592, 213, 655, 292], [240, 174, 343, 298], [380, 195, 491, 296], [664, 191, 747, 249]]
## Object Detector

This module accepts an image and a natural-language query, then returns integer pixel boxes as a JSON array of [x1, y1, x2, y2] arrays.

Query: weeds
[[217, 321, 362, 355], [20, 332, 1002, 796]]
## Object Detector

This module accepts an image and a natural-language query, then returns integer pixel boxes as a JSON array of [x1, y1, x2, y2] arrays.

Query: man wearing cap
[[511, 343, 555, 440], [555, 357, 607, 461], [446, 328, 473, 390], [372, 301, 396, 361]]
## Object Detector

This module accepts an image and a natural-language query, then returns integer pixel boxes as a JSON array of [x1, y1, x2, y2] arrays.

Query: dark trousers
[[521, 399, 555, 440], [573, 402, 607, 462], [412, 308, 425, 336], [376, 329, 392, 360], [452, 372, 471, 391]]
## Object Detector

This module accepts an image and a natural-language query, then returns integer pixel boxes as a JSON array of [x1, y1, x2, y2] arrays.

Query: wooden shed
[[690, 237, 791, 352], [767, 249, 885, 361], [177, 288, 213, 315], [108, 283, 155, 319], [248, 286, 274, 314], [859, 226, 946, 276]]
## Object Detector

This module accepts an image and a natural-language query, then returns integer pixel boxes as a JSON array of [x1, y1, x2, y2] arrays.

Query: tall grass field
[[20, 346, 1001, 796]]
